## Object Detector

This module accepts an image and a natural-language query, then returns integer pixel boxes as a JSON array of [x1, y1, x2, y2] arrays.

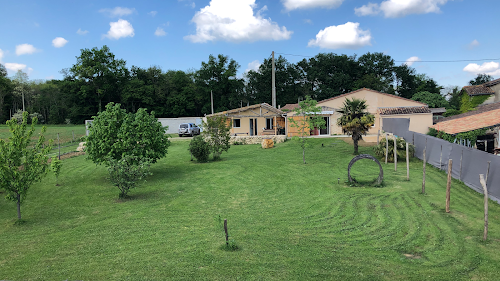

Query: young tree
[[0, 112, 52, 220], [337, 98, 375, 155], [201, 115, 231, 160], [107, 155, 151, 198], [51, 156, 63, 186], [85, 102, 170, 165], [288, 96, 326, 164]]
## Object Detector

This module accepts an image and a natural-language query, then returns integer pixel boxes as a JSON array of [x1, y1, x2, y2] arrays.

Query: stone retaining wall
[[230, 135, 287, 145]]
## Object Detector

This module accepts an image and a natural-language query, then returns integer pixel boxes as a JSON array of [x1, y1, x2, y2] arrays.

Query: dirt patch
[[341, 138, 376, 147], [403, 253, 421, 259], [48, 151, 85, 162]]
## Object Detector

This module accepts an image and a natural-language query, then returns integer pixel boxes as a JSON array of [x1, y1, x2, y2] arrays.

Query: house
[[432, 101, 500, 152], [284, 88, 433, 141], [463, 78, 500, 105], [205, 103, 286, 136]]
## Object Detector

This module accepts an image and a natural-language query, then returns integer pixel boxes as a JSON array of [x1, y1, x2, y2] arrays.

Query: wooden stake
[[224, 219, 229, 245], [377, 129, 380, 144], [446, 159, 452, 213], [422, 148, 426, 194], [394, 135, 397, 171], [486, 161, 491, 183], [406, 142, 409, 181], [439, 145, 442, 169], [479, 174, 488, 241], [459, 150, 463, 181], [385, 134, 389, 164], [57, 133, 61, 160], [72, 130, 75, 143]]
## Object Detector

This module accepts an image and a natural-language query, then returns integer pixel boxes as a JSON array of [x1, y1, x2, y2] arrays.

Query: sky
[[1, 0, 499, 90]]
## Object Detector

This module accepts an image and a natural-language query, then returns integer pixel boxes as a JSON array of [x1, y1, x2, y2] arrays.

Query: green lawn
[[0, 124, 86, 146], [1, 138, 500, 280]]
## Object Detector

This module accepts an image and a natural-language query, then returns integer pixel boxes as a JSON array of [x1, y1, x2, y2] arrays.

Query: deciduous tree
[[201, 115, 231, 160], [0, 112, 52, 220]]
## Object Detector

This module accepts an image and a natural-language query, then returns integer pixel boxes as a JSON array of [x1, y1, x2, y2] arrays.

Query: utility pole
[[272, 51, 276, 108], [211, 90, 214, 114]]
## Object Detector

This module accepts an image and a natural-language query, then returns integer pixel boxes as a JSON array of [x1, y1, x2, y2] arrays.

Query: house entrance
[[249, 119, 258, 136], [320, 117, 329, 135]]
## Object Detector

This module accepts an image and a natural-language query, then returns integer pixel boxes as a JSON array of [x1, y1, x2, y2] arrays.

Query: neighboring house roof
[[281, 103, 299, 111], [206, 103, 284, 117], [463, 85, 494, 96], [317, 88, 428, 106], [431, 102, 500, 134], [483, 78, 500, 87], [378, 106, 431, 115], [430, 107, 447, 114]]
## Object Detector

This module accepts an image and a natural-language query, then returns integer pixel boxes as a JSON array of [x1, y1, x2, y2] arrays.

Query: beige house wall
[[226, 107, 282, 136], [381, 113, 433, 135]]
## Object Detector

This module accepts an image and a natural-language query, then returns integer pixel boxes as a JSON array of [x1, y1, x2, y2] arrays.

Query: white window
[[233, 119, 241, 128]]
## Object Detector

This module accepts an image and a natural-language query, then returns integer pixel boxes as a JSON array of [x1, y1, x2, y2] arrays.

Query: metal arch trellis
[[348, 154, 384, 185]]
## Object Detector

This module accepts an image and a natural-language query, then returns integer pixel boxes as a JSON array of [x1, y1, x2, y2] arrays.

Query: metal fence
[[383, 118, 500, 203]]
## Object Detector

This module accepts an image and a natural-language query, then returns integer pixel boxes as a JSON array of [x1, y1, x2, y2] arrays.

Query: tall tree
[[69, 45, 128, 112], [337, 98, 375, 154], [356, 52, 395, 92], [411, 91, 449, 108], [196, 54, 244, 114], [0, 63, 13, 123], [393, 64, 418, 99], [0, 111, 52, 220], [469, 73, 493, 85]]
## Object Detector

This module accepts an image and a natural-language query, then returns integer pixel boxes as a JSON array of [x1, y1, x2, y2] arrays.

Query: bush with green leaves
[[189, 135, 211, 162], [0, 111, 52, 220], [86, 102, 170, 165], [51, 156, 63, 186], [373, 136, 415, 162], [202, 115, 231, 160], [107, 155, 152, 198]]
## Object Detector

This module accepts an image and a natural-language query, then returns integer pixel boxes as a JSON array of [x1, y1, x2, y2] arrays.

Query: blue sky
[[1, 0, 499, 90]]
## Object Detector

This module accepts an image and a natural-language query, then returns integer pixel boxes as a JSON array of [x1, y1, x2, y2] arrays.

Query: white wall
[[158, 117, 203, 134]]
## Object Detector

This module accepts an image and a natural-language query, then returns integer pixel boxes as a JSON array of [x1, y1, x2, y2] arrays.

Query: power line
[[275, 52, 500, 63]]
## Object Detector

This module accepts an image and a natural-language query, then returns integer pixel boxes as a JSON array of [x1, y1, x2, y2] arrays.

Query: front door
[[320, 117, 329, 135], [249, 119, 254, 136]]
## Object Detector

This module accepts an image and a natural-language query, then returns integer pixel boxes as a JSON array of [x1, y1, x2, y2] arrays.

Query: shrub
[[373, 137, 414, 162], [189, 136, 211, 162], [201, 115, 231, 160], [51, 156, 63, 186], [107, 155, 152, 198]]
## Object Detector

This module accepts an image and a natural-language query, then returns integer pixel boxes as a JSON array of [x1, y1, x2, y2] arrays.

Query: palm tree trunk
[[353, 134, 359, 155]]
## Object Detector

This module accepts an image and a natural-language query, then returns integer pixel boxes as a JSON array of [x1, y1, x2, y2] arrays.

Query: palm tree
[[337, 98, 375, 154]]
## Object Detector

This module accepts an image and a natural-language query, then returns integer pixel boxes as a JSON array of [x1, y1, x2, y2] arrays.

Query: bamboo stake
[[479, 174, 488, 241], [394, 135, 397, 171], [422, 148, 426, 194], [446, 159, 452, 213], [385, 134, 389, 164], [406, 142, 409, 181]]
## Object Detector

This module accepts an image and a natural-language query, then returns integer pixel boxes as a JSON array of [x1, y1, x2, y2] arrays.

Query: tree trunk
[[353, 135, 359, 155], [16, 193, 21, 220]]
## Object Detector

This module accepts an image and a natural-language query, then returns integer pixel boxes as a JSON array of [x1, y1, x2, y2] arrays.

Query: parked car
[[178, 123, 201, 137]]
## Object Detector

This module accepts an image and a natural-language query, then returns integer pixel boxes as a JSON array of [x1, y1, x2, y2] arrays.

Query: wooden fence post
[[446, 159, 452, 213], [377, 129, 380, 144], [57, 133, 61, 160], [459, 150, 463, 181], [486, 161, 491, 183], [479, 174, 488, 241], [439, 145, 442, 169], [72, 130, 75, 143], [406, 142, 409, 181], [422, 148, 426, 194], [394, 135, 397, 171], [385, 134, 389, 164]]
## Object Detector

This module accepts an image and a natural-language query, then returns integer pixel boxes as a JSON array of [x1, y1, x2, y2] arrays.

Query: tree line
[[0, 45, 474, 125]]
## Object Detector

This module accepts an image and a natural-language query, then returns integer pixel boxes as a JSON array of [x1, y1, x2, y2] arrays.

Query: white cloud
[[5, 63, 27, 73], [52, 37, 68, 48], [404, 56, 421, 66], [282, 0, 344, 11], [99, 7, 136, 17], [148, 11, 158, 17], [354, 3, 379, 16], [355, 0, 449, 18], [463, 62, 500, 76], [155, 27, 167, 37], [191, 2, 196, 8], [0, 49, 3, 62], [15, 44, 39, 56], [185, 0, 292, 43], [46, 75, 55, 80], [245, 60, 261, 73], [77, 28, 89, 35], [103, 19, 135, 40], [307, 22, 371, 49], [467, 39, 479, 50], [179, 0, 196, 8], [304, 19, 313, 24]]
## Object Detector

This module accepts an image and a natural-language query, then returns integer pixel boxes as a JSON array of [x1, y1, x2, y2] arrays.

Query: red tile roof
[[317, 88, 428, 106], [378, 106, 431, 115], [463, 85, 494, 96], [281, 103, 299, 111], [431, 102, 500, 134], [206, 103, 283, 117]]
